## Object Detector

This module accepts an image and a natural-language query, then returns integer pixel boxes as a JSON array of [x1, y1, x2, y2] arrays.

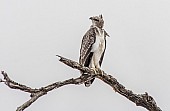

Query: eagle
[[79, 15, 109, 87]]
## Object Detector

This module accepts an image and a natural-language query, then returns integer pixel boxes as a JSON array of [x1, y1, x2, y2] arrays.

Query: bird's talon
[[90, 68, 97, 74]]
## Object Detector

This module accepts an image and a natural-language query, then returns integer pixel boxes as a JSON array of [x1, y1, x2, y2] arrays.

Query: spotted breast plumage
[[79, 15, 109, 87]]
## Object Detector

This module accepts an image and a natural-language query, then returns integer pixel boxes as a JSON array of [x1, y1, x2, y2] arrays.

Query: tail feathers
[[81, 72, 95, 87], [85, 78, 95, 87]]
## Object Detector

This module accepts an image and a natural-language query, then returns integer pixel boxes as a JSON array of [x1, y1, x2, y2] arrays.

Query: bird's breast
[[91, 30, 105, 52]]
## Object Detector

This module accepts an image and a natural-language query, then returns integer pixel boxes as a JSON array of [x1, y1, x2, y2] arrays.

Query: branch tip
[[0, 78, 4, 82], [56, 55, 62, 60], [1, 70, 4, 74]]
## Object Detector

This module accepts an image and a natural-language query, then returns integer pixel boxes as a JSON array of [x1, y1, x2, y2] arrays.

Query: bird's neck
[[91, 25, 103, 30], [91, 25, 104, 36]]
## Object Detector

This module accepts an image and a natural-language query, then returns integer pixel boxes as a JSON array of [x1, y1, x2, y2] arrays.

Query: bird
[[79, 14, 109, 87]]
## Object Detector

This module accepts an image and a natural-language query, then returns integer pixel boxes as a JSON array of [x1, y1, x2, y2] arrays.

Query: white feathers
[[91, 36, 100, 52], [91, 27, 105, 52], [90, 28, 105, 68]]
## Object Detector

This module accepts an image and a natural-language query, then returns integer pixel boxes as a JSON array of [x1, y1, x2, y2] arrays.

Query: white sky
[[0, 0, 170, 111]]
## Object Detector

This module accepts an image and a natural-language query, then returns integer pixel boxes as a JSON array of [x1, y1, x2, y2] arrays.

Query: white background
[[0, 0, 169, 111]]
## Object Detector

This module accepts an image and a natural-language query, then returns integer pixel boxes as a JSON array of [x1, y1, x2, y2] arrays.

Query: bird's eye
[[93, 18, 99, 21]]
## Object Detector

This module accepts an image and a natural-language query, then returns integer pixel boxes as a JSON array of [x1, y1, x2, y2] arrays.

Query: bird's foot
[[90, 67, 97, 74], [90, 67, 104, 76]]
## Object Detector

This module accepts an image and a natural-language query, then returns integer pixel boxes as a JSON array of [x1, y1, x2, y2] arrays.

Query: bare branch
[[56, 55, 162, 111], [1, 70, 93, 111], [1, 71, 39, 93], [16, 91, 46, 111], [0, 55, 162, 111]]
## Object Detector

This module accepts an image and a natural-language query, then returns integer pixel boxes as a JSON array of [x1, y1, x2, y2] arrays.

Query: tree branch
[[0, 55, 162, 111], [56, 55, 162, 111], [0, 70, 94, 111]]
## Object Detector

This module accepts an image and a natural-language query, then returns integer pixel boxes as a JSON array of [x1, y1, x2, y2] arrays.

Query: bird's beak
[[89, 17, 93, 20]]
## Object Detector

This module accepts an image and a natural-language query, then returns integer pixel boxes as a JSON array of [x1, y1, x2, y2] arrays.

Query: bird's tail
[[81, 72, 95, 87], [84, 78, 95, 87]]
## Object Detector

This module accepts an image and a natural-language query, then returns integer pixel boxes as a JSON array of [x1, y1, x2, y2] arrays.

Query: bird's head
[[89, 14, 104, 29]]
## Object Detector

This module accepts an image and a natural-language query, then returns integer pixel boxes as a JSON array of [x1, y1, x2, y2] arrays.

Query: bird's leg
[[95, 64, 104, 76], [89, 59, 97, 74], [96, 68, 103, 76]]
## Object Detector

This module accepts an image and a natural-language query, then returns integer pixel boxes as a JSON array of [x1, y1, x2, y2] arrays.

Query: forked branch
[[56, 55, 161, 111], [0, 55, 161, 111]]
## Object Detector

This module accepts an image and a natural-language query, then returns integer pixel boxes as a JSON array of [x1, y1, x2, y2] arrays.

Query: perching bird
[[79, 14, 109, 87]]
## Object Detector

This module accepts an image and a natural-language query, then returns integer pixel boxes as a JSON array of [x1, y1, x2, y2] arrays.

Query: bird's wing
[[79, 27, 96, 66]]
